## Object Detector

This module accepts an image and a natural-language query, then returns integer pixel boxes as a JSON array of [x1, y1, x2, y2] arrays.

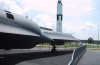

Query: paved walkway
[[0, 49, 73, 65], [77, 50, 100, 65]]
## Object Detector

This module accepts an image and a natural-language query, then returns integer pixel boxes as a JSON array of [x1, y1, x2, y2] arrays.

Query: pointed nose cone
[[39, 32, 53, 43], [58, 0, 62, 2], [58, 0, 62, 4]]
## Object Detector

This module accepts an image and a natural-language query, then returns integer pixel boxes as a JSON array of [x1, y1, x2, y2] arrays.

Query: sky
[[0, 0, 100, 40]]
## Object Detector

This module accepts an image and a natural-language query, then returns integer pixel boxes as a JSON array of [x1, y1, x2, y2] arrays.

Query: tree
[[88, 37, 94, 45]]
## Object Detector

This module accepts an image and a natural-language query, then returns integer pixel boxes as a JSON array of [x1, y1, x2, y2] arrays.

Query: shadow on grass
[[0, 50, 73, 65]]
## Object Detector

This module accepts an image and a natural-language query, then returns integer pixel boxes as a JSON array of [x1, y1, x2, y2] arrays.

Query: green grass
[[86, 45, 100, 48], [37, 42, 81, 48], [64, 42, 81, 47], [37, 42, 100, 49]]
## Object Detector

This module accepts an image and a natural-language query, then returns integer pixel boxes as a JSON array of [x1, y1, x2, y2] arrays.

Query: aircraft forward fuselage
[[0, 9, 53, 49]]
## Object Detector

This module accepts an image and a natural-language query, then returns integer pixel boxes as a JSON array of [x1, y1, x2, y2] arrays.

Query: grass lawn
[[86, 45, 100, 50], [37, 42, 81, 48], [87, 45, 100, 48], [37, 42, 100, 50]]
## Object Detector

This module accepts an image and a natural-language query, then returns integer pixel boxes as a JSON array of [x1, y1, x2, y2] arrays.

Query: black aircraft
[[0, 9, 78, 52], [0, 9, 53, 50]]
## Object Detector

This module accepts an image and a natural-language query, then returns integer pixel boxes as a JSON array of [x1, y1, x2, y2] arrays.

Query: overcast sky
[[0, 0, 100, 40]]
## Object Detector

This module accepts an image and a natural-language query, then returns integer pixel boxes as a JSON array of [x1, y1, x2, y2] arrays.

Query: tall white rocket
[[56, 0, 63, 33]]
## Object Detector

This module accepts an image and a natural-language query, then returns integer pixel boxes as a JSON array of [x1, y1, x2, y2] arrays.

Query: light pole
[[98, 25, 99, 46]]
